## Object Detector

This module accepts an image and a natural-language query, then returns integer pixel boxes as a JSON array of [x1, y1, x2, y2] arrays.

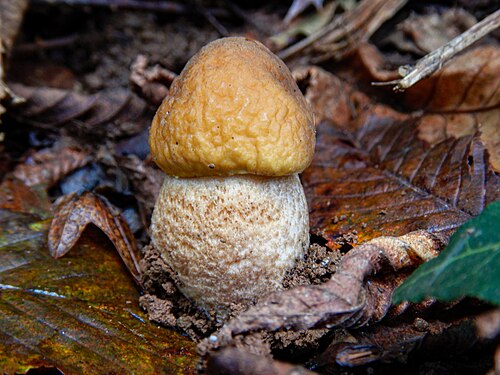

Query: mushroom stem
[[150, 174, 309, 309]]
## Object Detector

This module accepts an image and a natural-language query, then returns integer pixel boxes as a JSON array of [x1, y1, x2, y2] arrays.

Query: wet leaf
[[9, 84, 151, 138], [393, 201, 500, 305], [0, 178, 51, 218], [49, 192, 142, 284], [0, 184, 197, 374], [13, 147, 92, 189], [296, 66, 499, 250]]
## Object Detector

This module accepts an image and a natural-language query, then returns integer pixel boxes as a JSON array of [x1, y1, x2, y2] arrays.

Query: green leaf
[[0, 189, 197, 374], [392, 201, 500, 305]]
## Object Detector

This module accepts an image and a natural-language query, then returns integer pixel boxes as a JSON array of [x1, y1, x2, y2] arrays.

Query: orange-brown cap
[[149, 37, 315, 178]]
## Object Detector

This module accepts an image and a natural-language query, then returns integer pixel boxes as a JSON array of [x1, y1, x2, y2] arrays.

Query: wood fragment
[[375, 9, 500, 91]]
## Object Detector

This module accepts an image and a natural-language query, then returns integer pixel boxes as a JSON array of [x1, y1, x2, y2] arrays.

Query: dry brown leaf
[[130, 54, 177, 106], [294, 66, 498, 252], [280, 0, 407, 62], [48, 192, 142, 283], [13, 147, 92, 189], [358, 45, 500, 171], [386, 8, 477, 55], [202, 231, 445, 352], [0, 0, 28, 118], [9, 84, 151, 138]]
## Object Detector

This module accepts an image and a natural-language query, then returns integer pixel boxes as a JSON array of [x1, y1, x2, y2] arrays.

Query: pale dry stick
[[378, 9, 500, 91]]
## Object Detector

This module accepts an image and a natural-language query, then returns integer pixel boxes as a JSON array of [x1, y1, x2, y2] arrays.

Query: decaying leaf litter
[[1, 1, 499, 374]]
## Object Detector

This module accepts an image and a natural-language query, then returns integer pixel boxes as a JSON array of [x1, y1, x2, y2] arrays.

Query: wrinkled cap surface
[[149, 37, 315, 177]]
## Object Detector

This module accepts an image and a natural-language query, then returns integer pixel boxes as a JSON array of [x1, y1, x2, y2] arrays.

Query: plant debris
[[1, 1, 498, 374], [48, 191, 142, 284]]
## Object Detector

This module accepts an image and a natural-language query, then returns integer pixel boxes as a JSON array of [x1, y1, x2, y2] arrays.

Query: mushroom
[[149, 37, 315, 310]]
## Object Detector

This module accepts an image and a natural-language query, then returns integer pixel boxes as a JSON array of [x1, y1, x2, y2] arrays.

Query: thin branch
[[14, 34, 79, 53], [381, 9, 500, 91]]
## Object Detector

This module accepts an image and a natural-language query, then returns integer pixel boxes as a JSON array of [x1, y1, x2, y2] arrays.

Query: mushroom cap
[[149, 37, 315, 178], [150, 174, 309, 308]]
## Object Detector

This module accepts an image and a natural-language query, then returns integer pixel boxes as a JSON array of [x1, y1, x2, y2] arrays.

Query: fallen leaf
[[295, 66, 499, 251], [8, 84, 151, 138], [129, 54, 177, 106], [202, 231, 445, 351], [315, 319, 451, 368], [393, 201, 500, 305], [0, 178, 51, 218], [13, 147, 92, 189], [359, 45, 500, 171], [0, 186, 197, 374], [386, 8, 477, 55], [48, 191, 142, 284], [314, 317, 487, 371]]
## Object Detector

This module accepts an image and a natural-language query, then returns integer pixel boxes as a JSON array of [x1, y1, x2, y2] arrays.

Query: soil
[[11, 4, 283, 93], [139, 241, 341, 351]]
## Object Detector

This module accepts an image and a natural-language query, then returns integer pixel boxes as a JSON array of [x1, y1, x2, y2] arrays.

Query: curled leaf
[[203, 231, 445, 351], [48, 192, 142, 284], [129, 54, 177, 106], [9, 84, 150, 138]]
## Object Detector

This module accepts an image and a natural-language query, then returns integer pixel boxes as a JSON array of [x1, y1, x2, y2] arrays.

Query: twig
[[378, 9, 500, 91], [14, 34, 79, 53], [223, 0, 265, 35], [191, 0, 229, 37]]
